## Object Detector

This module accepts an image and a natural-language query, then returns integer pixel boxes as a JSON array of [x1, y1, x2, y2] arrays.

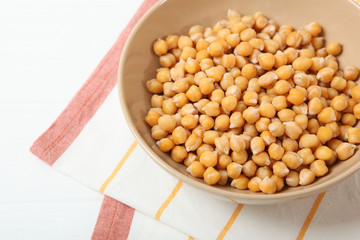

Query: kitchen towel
[[31, 0, 360, 239]]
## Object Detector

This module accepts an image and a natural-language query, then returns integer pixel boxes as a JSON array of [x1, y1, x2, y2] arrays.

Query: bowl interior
[[119, 0, 360, 202]]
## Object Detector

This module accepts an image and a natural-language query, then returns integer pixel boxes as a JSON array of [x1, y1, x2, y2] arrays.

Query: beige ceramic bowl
[[118, 0, 360, 204]]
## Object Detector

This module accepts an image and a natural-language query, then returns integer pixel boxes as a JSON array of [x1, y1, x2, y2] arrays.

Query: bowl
[[118, 0, 360, 204]]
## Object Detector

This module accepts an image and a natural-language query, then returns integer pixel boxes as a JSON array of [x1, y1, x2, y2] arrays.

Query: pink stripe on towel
[[30, 0, 159, 165], [92, 196, 135, 240]]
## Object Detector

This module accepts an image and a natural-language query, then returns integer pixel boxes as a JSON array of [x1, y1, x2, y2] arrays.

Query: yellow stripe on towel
[[296, 192, 326, 240], [99, 141, 138, 193], [155, 180, 183, 220], [217, 204, 244, 240]]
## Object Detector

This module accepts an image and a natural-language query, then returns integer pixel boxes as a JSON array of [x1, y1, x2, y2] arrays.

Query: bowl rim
[[118, 0, 360, 202]]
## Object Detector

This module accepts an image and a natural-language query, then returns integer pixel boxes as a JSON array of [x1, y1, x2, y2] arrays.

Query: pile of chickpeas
[[145, 10, 360, 194]]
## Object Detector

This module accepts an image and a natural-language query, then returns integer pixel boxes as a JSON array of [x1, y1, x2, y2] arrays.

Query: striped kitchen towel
[[31, 0, 360, 239]]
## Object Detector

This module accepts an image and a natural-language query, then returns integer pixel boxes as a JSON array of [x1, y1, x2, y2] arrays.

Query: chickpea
[[208, 42, 224, 57], [227, 162, 243, 179], [294, 72, 310, 88], [325, 42, 342, 56], [317, 126, 334, 144], [226, 85, 241, 100], [230, 21, 246, 34], [272, 80, 290, 95], [165, 35, 179, 50], [287, 88, 306, 106], [160, 53, 176, 68], [351, 86, 360, 101], [259, 176, 277, 194], [286, 31, 302, 48], [310, 160, 328, 177], [203, 101, 221, 117], [317, 67, 335, 84], [157, 114, 176, 132], [264, 39, 280, 54], [243, 107, 260, 124], [277, 109, 295, 122], [231, 150, 248, 165], [180, 103, 197, 116], [284, 47, 298, 63], [151, 95, 164, 108], [248, 177, 262, 192], [292, 57, 312, 71], [240, 28, 256, 41], [203, 167, 221, 185], [153, 39, 168, 56], [310, 57, 325, 72], [249, 38, 265, 51], [145, 110, 161, 127], [354, 103, 360, 119], [241, 160, 257, 178], [243, 90, 258, 106], [273, 32, 287, 50], [156, 68, 171, 83], [282, 152, 303, 169], [336, 142, 356, 160], [157, 138, 175, 152], [231, 175, 250, 190], [186, 161, 205, 178], [314, 146, 334, 161], [258, 72, 278, 89], [286, 170, 299, 187], [257, 103, 276, 119], [205, 65, 226, 82], [214, 114, 230, 131], [297, 148, 315, 165], [228, 112, 244, 129], [255, 117, 270, 132], [341, 113, 356, 126], [312, 37, 324, 50], [258, 53, 275, 70], [339, 125, 351, 141], [183, 153, 198, 167], [343, 65, 359, 81], [299, 134, 320, 148], [293, 103, 308, 115], [273, 50, 288, 68], [330, 95, 347, 112], [214, 135, 230, 155], [256, 166, 273, 180], [171, 146, 188, 162], [220, 73, 235, 90], [172, 126, 188, 145], [318, 107, 337, 124], [235, 42, 254, 57], [243, 123, 258, 137], [146, 79, 163, 94], [273, 161, 290, 178], [272, 96, 287, 111], [178, 35, 193, 49], [181, 115, 199, 130], [330, 76, 347, 91], [184, 58, 200, 74], [226, 33, 241, 48], [268, 143, 284, 161], [305, 22, 322, 37], [252, 152, 271, 167], [241, 63, 257, 80], [299, 169, 315, 186], [199, 151, 218, 168]]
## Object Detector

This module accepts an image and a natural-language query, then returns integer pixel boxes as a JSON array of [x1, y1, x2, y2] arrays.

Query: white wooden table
[[0, 0, 142, 238]]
